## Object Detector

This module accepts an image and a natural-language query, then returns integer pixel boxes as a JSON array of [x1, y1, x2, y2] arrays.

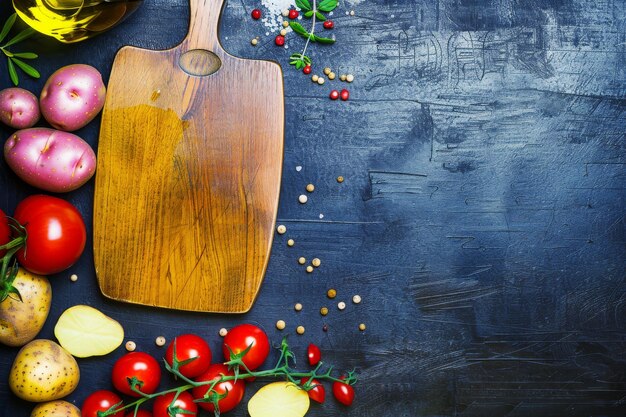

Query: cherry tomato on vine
[[222, 324, 270, 370], [81, 390, 124, 417], [165, 334, 212, 378], [302, 377, 325, 403], [153, 391, 197, 417], [112, 352, 162, 397], [332, 377, 355, 406], [192, 363, 246, 413], [13, 195, 86, 275], [125, 411, 152, 417], [307, 343, 321, 366], [0, 209, 10, 257]]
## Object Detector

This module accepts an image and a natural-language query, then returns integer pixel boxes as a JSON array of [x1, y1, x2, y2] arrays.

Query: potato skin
[[4, 127, 97, 193], [40, 64, 106, 132], [31, 400, 81, 417], [9, 339, 80, 402], [0, 87, 40, 129], [0, 268, 52, 347]]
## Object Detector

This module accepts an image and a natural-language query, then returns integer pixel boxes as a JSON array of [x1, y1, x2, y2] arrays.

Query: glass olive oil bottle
[[13, 0, 143, 43]]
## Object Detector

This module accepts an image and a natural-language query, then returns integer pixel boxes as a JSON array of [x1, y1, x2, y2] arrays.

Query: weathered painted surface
[[1, 0, 624, 416]]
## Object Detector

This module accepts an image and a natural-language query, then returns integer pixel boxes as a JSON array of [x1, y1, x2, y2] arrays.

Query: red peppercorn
[[275, 35, 285, 46], [340, 89, 350, 101], [251, 9, 261, 20], [288, 9, 299, 19], [303, 65, 312, 74], [323, 20, 334, 29], [329, 90, 339, 100]]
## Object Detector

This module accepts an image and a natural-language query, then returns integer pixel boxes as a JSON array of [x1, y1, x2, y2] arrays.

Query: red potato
[[40, 64, 106, 131], [0, 87, 40, 129], [4, 128, 96, 192]]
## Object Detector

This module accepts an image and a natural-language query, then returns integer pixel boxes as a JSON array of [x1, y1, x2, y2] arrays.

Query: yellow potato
[[31, 400, 80, 417], [9, 339, 80, 402], [0, 268, 52, 347], [248, 382, 310, 417]]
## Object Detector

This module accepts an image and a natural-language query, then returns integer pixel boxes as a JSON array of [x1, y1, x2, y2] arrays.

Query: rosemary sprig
[[0, 13, 40, 86], [289, 0, 338, 70]]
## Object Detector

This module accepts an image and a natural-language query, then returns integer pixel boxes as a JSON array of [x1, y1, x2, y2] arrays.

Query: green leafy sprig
[[0, 217, 28, 303], [0, 13, 40, 86], [289, 0, 338, 70], [99, 337, 357, 417]]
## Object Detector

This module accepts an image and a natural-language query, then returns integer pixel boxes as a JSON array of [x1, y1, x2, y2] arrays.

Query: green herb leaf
[[296, 60, 304, 69], [296, 0, 312, 12], [315, 11, 327, 21], [289, 21, 309, 37], [11, 57, 40, 78], [318, 0, 338, 12], [304, 10, 314, 18], [3, 27, 36, 48], [314, 35, 335, 44], [7, 57, 18, 85], [0, 13, 17, 44], [12, 52, 37, 59]]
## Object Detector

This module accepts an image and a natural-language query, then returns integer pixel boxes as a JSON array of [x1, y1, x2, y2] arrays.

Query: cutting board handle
[[185, 0, 225, 52]]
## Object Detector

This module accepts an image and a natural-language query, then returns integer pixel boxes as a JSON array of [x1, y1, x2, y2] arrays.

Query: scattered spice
[[346, 74, 355, 83], [282, 9, 289, 17], [322, 324, 329, 332], [155, 336, 166, 347], [125, 341, 136, 352], [327, 288, 337, 299], [337, 176, 344, 183], [303, 65, 312, 74], [294, 303, 303, 311], [350, 10, 356, 16], [298, 257, 306, 265], [312, 258, 321, 267], [287, 239, 295, 247], [251, 38, 258, 46], [317, 77, 325, 85], [358, 323, 366, 331], [340, 89, 350, 101], [337, 301, 346, 310], [328, 71, 336, 80], [340, 74, 347, 81], [219, 328, 228, 337], [70, 274, 78, 282], [276, 320, 286, 330], [306, 183, 315, 192], [320, 307, 329, 316], [277, 224, 287, 234], [282, 20, 290, 28], [251, 9, 262, 20], [352, 294, 362, 304], [275, 35, 285, 46], [296, 325, 305, 335], [323, 20, 335, 29], [329, 89, 339, 100], [288, 9, 299, 19], [299, 194, 308, 204], [323, 67, 331, 75], [280, 28, 288, 36], [306, 265, 314, 273], [311, 74, 319, 82]]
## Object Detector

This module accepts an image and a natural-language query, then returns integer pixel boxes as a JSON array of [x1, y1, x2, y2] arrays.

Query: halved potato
[[248, 382, 310, 417]]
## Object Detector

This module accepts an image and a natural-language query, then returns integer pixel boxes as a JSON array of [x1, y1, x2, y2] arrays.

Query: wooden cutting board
[[93, 0, 284, 313]]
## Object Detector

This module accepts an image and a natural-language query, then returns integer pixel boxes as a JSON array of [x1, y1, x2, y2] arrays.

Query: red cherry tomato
[[112, 352, 162, 397], [275, 35, 285, 46], [165, 334, 212, 378], [307, 343, 322, 365], [303, 65, 312, 74], [222, 324, 270, 370], [125, 411, 152, 417], [332, 377, 355, 406], [153, 391, 197, 417], [302, 377, 325, 404], [323, 20, 334, 29], [82, 390, 124, 417], [192, 363, 246, 413], [340, 89, 350, 101], [13, 195, 86, 275], [251, 8, 261, 19], [329, 90, 339, 101], [0, 209, 10, 257], [288, 9, 299, 19]]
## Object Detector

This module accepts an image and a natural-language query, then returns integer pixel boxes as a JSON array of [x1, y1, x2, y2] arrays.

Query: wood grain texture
[[93, 0, 284, 312]]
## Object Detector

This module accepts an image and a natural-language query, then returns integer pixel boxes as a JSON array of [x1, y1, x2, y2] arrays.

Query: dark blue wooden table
[[1, 1, 625, 416]]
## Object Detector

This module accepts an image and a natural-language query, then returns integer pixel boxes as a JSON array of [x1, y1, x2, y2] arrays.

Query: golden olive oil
[[12, 0, 143, 43]]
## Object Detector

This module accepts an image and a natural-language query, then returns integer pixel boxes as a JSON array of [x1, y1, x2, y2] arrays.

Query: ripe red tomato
[[13, 195, 86, 275], [332, 377, 355, 406], [112, 352, 162, 397], [307, 343, 321, 366], [125, 411, 152, 417], [222, 324, 270, 370], [0, 209, 10, 257], [192, 363, 245, 413], [302, 377, 325, 404], [153, 391, 197, 417], [165, 334, 212, 378], [82, 390, 124, 417]]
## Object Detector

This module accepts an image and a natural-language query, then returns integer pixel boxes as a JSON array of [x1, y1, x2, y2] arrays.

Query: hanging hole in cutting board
[[179, 49, 222, 76]]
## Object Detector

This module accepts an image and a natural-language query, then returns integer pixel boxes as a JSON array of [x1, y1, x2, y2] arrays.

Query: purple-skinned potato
[[0, 87, 40, 129], [4, 128, 96, 193]]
